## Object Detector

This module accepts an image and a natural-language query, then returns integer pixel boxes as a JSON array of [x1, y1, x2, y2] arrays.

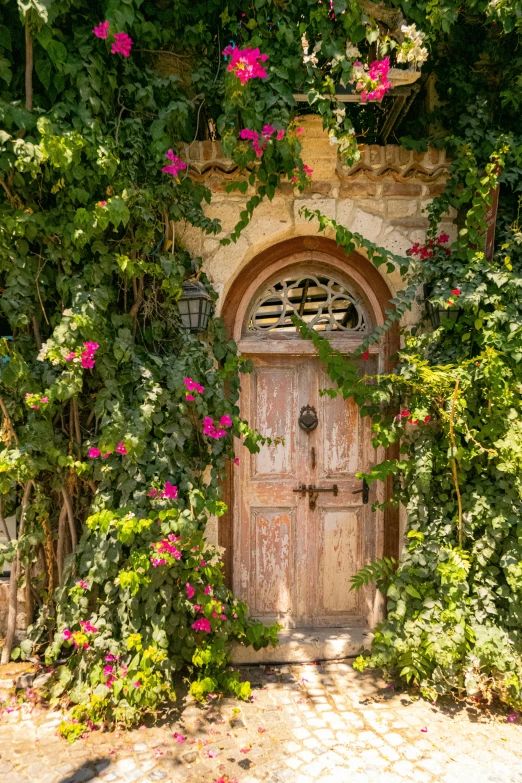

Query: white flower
[[397, 23, 428, 67], [346, 42, 361, 59]]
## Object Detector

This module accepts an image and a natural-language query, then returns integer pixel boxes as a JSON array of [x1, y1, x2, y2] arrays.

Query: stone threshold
[[231, 626, 373, 665]]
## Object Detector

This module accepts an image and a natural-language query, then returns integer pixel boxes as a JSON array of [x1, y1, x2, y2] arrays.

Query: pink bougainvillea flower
[[133, 681, 140, 688], [88, 447, 102, 458], [151, 557, 168, 567], [233, 612, 238, 619], [424, 415, 431, 424], [192, 617, 211, 633], [161, 481, 178, 499], [220, 414, 232, 428], [220, 614, 227, 621], [204, 585, 212, 595], [362, 350, 370, 360], [111, 31, 133, 57], [183, 377, 204, 394], [103, 665, 113, 677], [81, 341, 99, 369], [212, 611, 219, 619], [115, 441, 127, 455], [438, 233, 450, 243], [277, 129, 285, 140], [185, 394, 195, 402], [162, 149, 187, 178], [93, 21, 109, 39], [420, 727, 428, 732], [222, 45, 268, 83], [40, 396, 49, 403], [507, 712, 518, 723], [173, 732, 186, 742], [206, 748, 219, 758], [105, 653, 118, 662], [240, 746, 251, 754], [239, 128, 266, 158], [97, 200, 107, 207], [102, 452, 112, 459], [76, 580, 88, 589], [233, 457, 240, 465], [186, 583, 195, 599], [147, 488, 159, 498], [193, 604, 202, 612], [65, 351, 76, 361], [303, 165, 314, 177], [63, 629, 72, 640], [262, 123, 276, 137], [451, 288, 461, 296], [203, 416, 228, 439], [80, 621, 98, 633]]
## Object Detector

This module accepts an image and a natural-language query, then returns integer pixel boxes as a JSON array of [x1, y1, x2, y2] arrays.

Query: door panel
[[318, 508, 360, 618], [251, 367, 296, 478], [251, 508, 293, 616]]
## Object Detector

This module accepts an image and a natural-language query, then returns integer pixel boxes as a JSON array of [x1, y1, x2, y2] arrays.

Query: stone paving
[[2, 661, 522, 783]]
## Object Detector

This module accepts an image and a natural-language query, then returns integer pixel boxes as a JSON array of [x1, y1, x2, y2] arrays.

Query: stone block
[[339, 181, 379, 199], [386, 199, 418, 219], [383, 181, 423, 197], [349, 210, 383, 243]]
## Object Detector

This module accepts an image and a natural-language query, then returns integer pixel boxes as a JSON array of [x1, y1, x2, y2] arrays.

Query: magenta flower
[[103, 665, 113, 677], [151, 557, 168, 567], [186, 394, 195, 401], [147, 488, 159, 498], [102, 452, 112, 459], [76, 580, 88, 589], [186, 583, 195, 599], [219, 414, 232, 428], [133, 681, 140, 688], [81, 341, 99, 369], [204, 585, 212, 595], [192, 617, 211, 633], [80, 621, 98, 633], [183, 377, 205, 395], [93, 21, 109, 39], [233, 457, 240, 465], [222, 45, 269, 83], [116, 441, 127, 455], [161, 481, 178, 499], [193, 604, 202, 612], [88, 447, 102, 458], [40, 396, 49, 404], [173, 732, 186, 742], [277, 129, 285, 140], [203, 416, 229, 439], [111, 32, 133, 57], [105, 653, 118, 662], [262, 123, 276, 137], [63, 629, 72, 640], [65, 351, 76, 361], [162, 149, 187, 178], [97, 200, 107, 207], [200, 560, 206, 567]]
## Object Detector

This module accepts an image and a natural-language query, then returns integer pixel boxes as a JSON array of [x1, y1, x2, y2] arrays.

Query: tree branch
[[25, 24, 33, 113], [61, 486, 77, 551]]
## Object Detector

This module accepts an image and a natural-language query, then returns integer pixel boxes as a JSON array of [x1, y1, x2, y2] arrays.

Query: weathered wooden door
[[235, 353, 379, 629]]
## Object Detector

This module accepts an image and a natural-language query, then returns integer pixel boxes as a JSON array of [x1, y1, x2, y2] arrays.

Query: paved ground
[[2, 661, 522, 783]]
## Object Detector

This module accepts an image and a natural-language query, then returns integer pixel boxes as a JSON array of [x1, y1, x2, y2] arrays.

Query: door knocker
[[298, 405, 318, 433]]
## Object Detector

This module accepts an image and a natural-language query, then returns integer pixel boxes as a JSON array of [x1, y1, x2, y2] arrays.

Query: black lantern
[[178, 280, 213, 333], [423, 284, 460, 330]]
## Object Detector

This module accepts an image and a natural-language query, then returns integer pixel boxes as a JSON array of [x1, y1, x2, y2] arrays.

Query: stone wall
[[177, 114, 454, 327]]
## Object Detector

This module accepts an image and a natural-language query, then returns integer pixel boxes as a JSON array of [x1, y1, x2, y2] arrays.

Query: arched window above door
[[244, 269, 370, 337]]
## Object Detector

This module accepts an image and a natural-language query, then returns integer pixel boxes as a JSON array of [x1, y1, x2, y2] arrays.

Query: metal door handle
[[352, 479, 369, 504], [311, 447, 316, 469]]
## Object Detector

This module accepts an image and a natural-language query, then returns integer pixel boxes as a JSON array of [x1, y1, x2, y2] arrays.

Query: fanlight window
[[247, 273, 368, 334]]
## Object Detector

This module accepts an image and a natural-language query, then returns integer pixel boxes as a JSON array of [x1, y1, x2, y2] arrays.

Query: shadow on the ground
[[58, 757, 110, 783]]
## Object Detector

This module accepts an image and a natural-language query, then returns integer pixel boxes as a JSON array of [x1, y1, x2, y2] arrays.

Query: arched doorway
[[220, 237, 399, 659]]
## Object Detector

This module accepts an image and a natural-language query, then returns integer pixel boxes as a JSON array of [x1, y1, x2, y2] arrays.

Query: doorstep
[[231, 626, 373, 664]]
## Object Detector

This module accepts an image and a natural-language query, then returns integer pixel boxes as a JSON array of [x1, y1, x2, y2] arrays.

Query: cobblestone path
[[2, 661, 522, 783]]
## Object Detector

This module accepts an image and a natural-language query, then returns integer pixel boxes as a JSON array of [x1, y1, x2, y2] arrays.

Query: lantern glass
[[178, 281, 212, 333], [423, 284, 460, 329]]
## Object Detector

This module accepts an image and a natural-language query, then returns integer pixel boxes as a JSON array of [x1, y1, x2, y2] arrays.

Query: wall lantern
[[423, 284, 460, 330], [178, 280, 213, 333]]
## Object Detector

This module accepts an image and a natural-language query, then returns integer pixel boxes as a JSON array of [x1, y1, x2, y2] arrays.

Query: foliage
[[300, 142, 522, 708]]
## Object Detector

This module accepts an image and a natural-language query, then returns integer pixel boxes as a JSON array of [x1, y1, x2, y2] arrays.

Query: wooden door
[[235, 353, 380, 629]]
